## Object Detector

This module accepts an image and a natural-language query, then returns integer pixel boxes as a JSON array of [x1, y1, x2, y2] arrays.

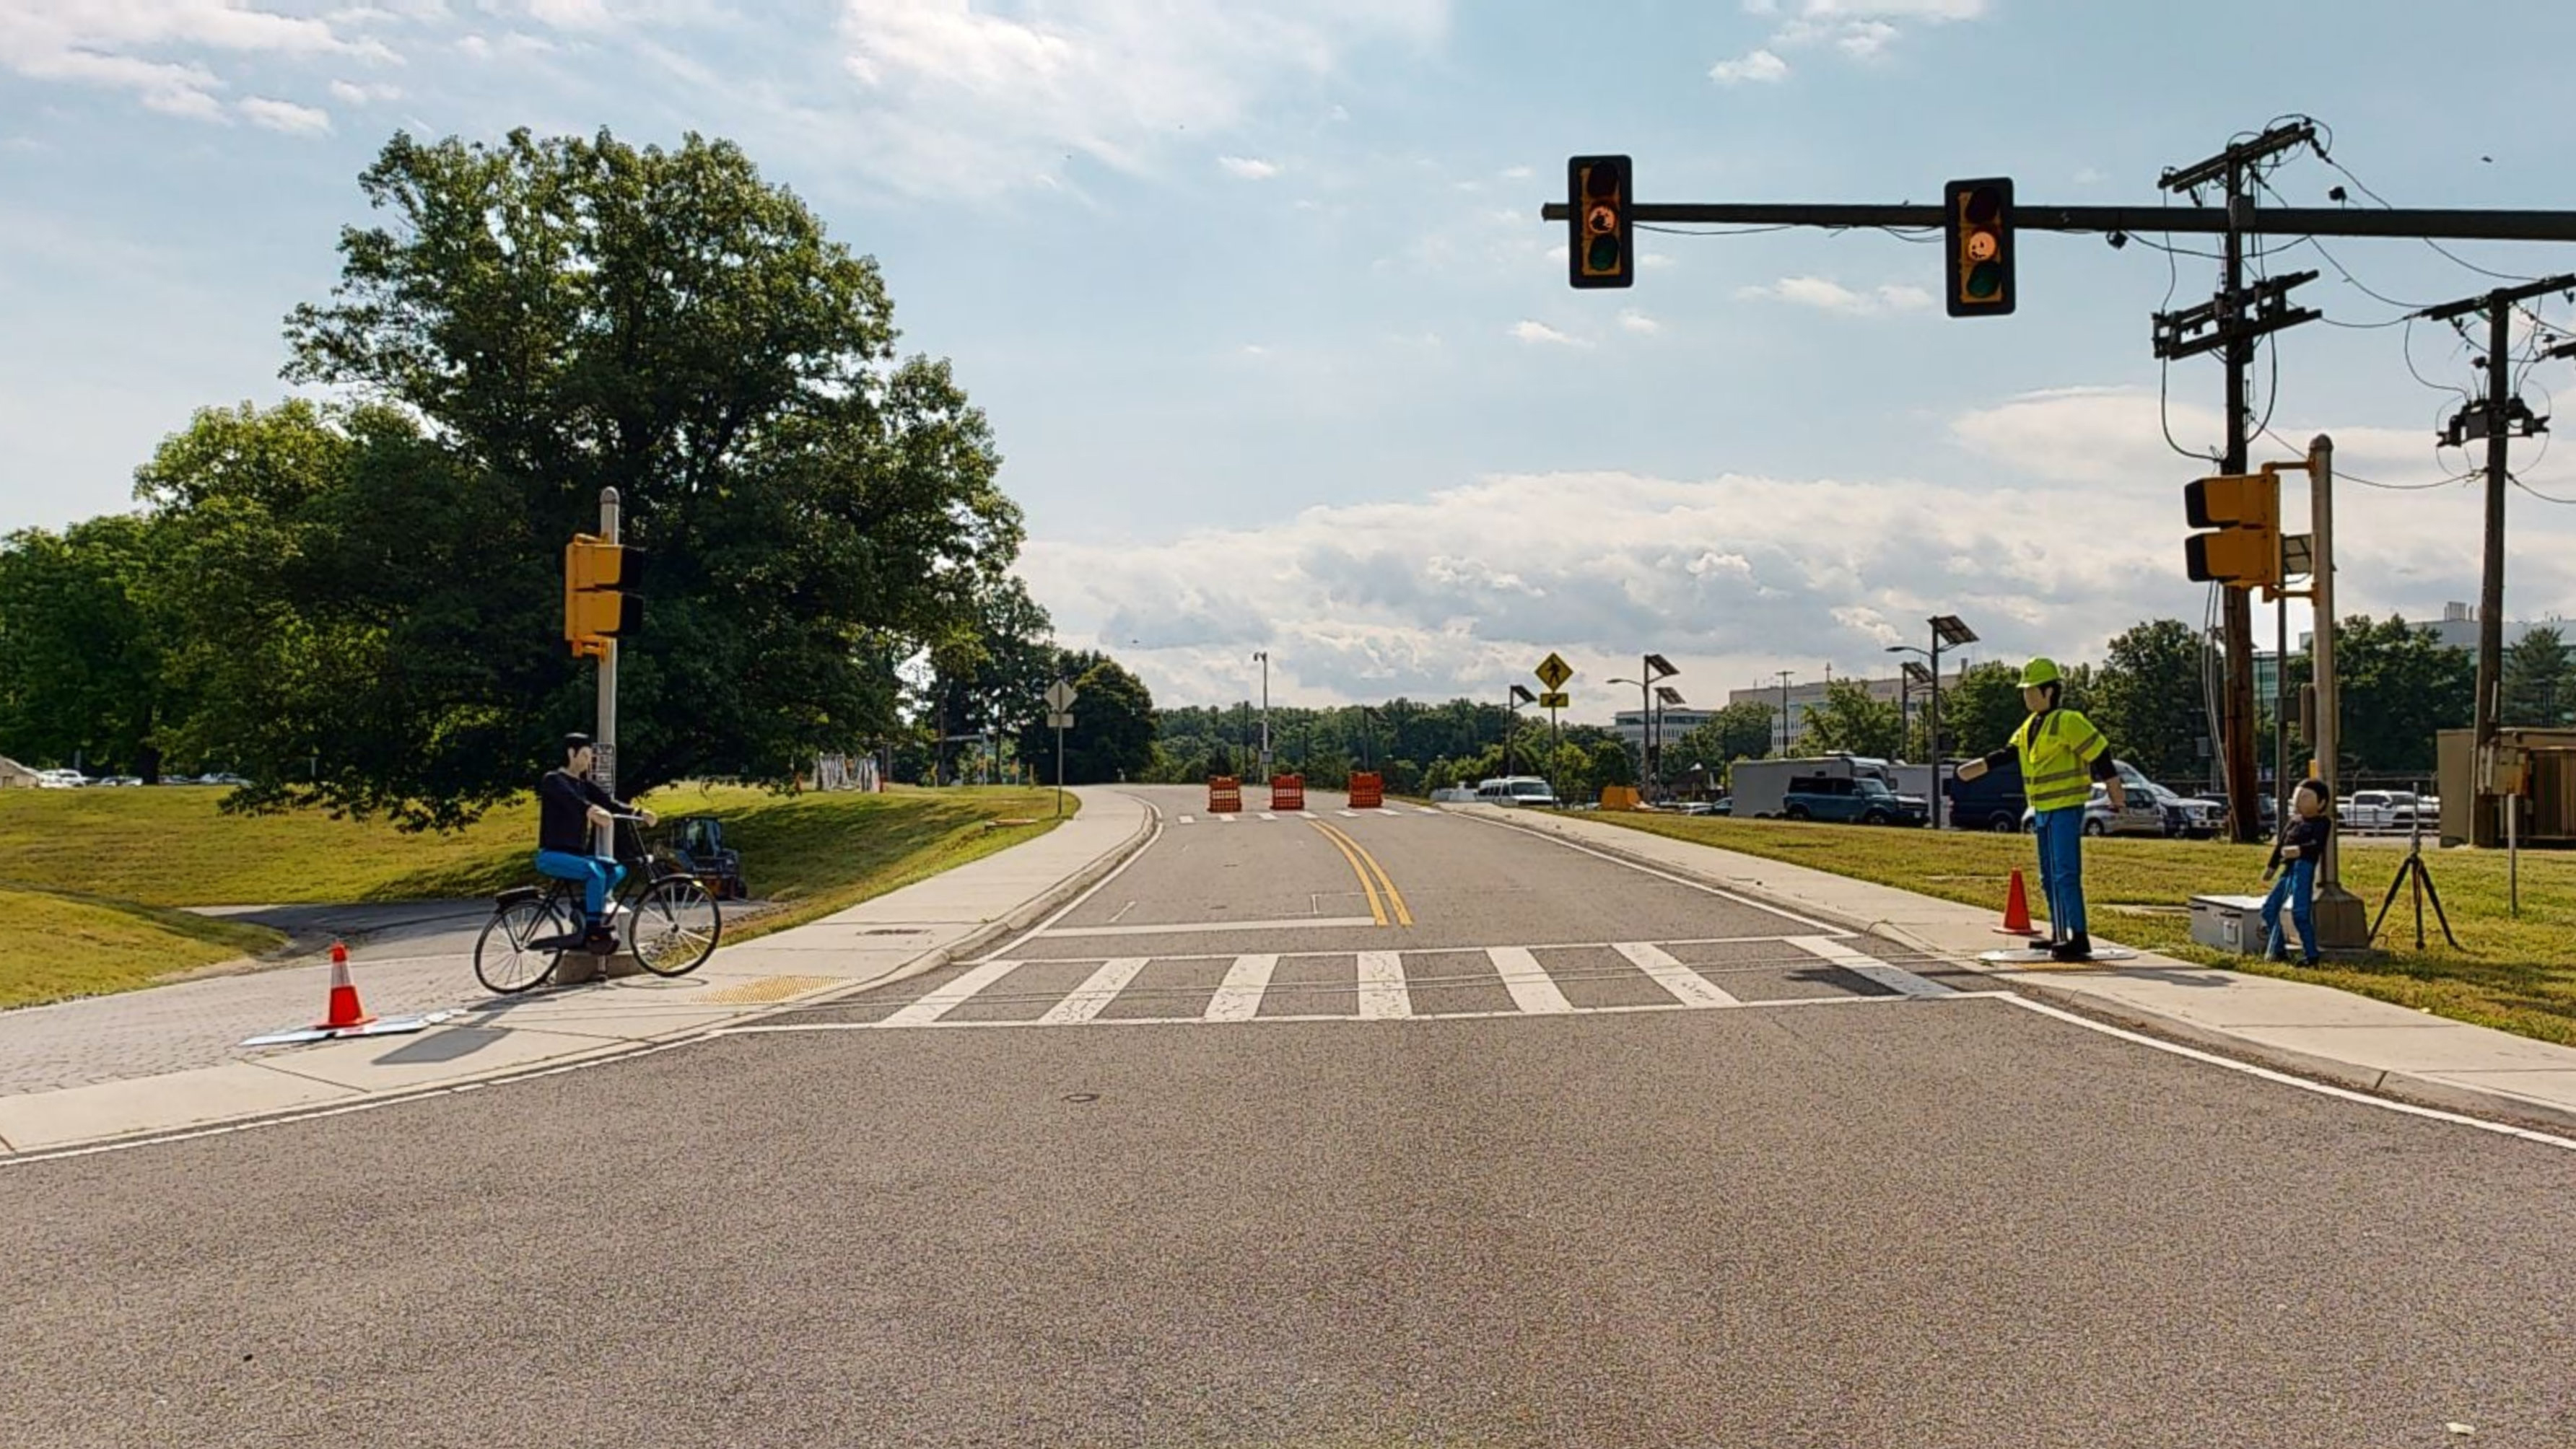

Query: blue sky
[[8, 0, 2576, 717]]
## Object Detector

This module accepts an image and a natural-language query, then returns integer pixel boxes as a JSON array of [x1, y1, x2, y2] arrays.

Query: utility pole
[[2418, 273, 2575, 844], [1252, 651, 1272, 782], [593, 486, 620, 859], [1776, 670, 1794, 756]]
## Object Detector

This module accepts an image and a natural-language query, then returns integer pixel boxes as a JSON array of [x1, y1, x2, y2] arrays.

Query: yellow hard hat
[[2019, 657, 2062, 688]]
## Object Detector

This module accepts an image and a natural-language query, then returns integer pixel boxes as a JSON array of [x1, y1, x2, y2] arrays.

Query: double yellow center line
[[1309, 818, 1413, 927]]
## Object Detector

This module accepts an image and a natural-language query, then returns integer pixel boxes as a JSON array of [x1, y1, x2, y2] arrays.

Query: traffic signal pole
[[595, 486, 621, 860]]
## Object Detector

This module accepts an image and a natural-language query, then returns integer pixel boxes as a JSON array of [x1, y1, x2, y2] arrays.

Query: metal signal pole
[[594, 486, 620, 859]]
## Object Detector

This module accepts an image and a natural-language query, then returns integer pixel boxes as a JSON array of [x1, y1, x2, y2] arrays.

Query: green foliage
[[2319, 614, 2475, 774], [1792, 679, 1902, 759], [0, 513, 188, 779], [1942, 661, 2030, 759], [1018, 652, 1154, 784], [2504, 625, 2573, 727], [2093, 618, 2206, 781]]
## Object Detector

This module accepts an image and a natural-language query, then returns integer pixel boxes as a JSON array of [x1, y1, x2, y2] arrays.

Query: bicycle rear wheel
[[475, 896, 575, 994], [629, 875, 722, 977]]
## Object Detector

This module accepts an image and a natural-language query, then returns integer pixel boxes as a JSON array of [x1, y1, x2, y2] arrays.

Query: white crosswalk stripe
[[1173, 810, 1425, 825], [730, 940, 1981, 1036]]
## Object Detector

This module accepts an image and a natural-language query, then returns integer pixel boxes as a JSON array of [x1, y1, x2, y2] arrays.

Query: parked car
[[1780, 774, 1929, 826], [1472, 776, 1560, 809], [2339, 789, 2422, 833], [35, 769, 87, 789], [2141, 782, 2224, 838], [2023, 781, 2167, 837], [1942, 757, 2028, 833]]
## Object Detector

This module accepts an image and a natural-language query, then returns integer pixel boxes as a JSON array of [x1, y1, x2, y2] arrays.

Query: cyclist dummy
[[536, 732, 656, 948]]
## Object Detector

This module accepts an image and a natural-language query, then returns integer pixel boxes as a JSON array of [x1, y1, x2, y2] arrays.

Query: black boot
[[2048, 932, 2093, 962]]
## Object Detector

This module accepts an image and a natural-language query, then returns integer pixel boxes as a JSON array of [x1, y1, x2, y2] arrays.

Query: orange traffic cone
[[313, 940, 376, 1030], [1994, 870, 2043, 937]]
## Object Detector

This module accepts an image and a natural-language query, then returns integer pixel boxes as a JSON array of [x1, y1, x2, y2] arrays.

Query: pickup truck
[[1779, 774, 1929, 826]]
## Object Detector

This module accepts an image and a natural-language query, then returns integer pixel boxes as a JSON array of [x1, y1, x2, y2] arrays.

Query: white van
[[1474, 776, 1560, 808]]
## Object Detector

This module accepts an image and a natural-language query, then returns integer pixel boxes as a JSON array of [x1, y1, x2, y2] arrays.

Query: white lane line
[[1039, 916, 1379, 938], [1036, 957, 1151, 1025], [1177, 815, 1196, 825], [1356, 950, 1411, 1019], [880, 958, 1025, 1026], [1215, 813, 1237, 823], [1337, 810, 1358, 818], [1259, 812, 1278, 820], [1485, 945, 1573, 1015], [1204, 954, 1278, 1022], [1462, 816, 1850, 935], [1106, 898, 1138, 924], [1787, 934, 1957, 997], [730, 993, 1978, 1035], [1612, 941, 1742, 1007], [1298, 811, 1319, 819], [1415, 807, 1440, 815], [973, 795, 1166, 963]]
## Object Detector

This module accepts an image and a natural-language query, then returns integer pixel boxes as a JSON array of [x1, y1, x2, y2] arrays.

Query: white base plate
[[1977, 947, 2141, 966], [240, 1009, 458, 1049]]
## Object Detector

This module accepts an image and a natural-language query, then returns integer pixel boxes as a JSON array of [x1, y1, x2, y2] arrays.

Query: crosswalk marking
[[1036, 957, 1151, 1025], [1337, 809, 1358, 817], [1486, 945, 1573, 1015], [1171, 810, 1430, 826], [880, 958, 1026, 1026], [1204, 954, 1277, 1022], [1298, 810, 1319, 819], [1356, 950, 1410, 1019], [1612, 941, 1742, 1007], [1216, 813, 1236, 823], [1787, 935, 1957, 997], [1177, 815, 1195, 825], [1259, 812, 1278, 820]]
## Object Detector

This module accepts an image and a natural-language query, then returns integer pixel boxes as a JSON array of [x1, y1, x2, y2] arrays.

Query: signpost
[[1534, 653, 1574, 802], [1044, 679, 1078, 818]]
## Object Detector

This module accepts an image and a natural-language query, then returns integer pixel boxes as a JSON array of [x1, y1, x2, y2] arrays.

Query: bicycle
[[473, 814, 723, 993]]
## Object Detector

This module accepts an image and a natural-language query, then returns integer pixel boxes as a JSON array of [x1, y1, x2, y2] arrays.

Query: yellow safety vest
[[2016, 709, 2108, 813]]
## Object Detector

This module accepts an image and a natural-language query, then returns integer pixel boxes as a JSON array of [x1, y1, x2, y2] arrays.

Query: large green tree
[[1796, 678, 1903, 759], [1671, 700, 1776, 771], [146, 126, 1021, 827], [2092, 618, 2206, 782], [2297, 614, 2474, 775], [0, 513, 187, 779], [1941, 661, 2030, 759], [1019, 652, 1155, 785], [2504, 625, 2572, 727]]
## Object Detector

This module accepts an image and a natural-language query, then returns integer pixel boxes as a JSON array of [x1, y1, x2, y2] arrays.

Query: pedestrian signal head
[[1943, 177, 2015, 318], [1566, 154, 1634, 290], [2017, 657, 2061, 688]]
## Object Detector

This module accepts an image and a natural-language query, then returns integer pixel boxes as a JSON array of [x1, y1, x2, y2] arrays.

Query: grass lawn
[[1587, 812, 2576, 1049], [0, 886, 286, 1010], [0, 784, 1069, 1009]]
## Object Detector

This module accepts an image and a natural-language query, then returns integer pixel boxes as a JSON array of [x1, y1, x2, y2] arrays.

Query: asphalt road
[[4, 784, 2572, 1448]]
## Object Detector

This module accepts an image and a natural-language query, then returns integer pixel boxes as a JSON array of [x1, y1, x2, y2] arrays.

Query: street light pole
[[1252, 651, 1270, 781], [1776, 670, 1794, 756]]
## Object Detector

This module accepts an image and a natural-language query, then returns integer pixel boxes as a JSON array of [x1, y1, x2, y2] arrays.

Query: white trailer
[[1729, 755, 1896, 819]]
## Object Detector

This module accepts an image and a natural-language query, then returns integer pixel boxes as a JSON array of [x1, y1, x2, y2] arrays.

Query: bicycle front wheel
[[476, 896, 574, 994], [629, 876, 722, 977]]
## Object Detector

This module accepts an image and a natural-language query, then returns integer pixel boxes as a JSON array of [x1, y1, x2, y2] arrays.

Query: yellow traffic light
[[564, 534, 643, 658], [1944, 178, 2014, 318], [2183, 473, 2281, 587]]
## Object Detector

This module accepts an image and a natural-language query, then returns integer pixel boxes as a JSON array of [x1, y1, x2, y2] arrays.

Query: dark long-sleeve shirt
[[538, 769, 629, 854], [2264, 813, 2332, 876]]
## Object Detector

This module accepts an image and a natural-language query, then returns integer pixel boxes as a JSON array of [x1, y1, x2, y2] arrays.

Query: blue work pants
[[2033, 806, 2088, 940], [2261, 856, 2319, 964], [534, 849, 624, 925]]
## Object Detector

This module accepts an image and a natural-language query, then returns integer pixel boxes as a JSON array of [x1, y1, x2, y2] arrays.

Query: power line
[[2510, 471, 2576, 504]]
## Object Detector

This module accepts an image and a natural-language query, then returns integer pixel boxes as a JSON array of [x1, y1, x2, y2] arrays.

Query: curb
[[0, 796, 1163, 1165], [1461, 806, 2576, 1137]]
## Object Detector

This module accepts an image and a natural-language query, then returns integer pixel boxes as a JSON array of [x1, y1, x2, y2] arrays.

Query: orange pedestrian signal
[[564, 535, 644, 658], [1567, 154, 1633, 290], [2183, 473, 2281, 587], [1944, 177, 2014, 318]]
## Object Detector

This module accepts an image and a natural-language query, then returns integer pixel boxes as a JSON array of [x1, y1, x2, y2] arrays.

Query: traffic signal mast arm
[[1537, 200, 2576, 243]]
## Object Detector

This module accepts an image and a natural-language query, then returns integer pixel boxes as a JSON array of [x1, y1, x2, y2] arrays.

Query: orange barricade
[[1270, 775, 1305, 812], [1207, 776, 1242, 813], [1347, 772, 1384, 810]]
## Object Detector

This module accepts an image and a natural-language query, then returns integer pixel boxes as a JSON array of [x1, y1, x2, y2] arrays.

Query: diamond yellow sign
[[1534, 652, 1573, 692]]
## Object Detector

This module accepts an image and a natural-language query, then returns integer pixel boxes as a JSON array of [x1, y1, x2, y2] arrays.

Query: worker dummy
[[1955, 657, 2124, 961]]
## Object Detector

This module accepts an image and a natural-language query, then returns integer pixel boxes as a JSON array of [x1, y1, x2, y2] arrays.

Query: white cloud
[[1799, 0, 1984, 14], [1018, 388, 2576, 710], [1738, 276, 1931, 315], [327, 77, 402, 102], [1509, 320, 1586, 348], [1760, 0, 1984, 66], [2074, 165, 2104, 185], [1500, 164, 1532, 180], [1709, 48, 1787, 84], [831, 0, 1448, 196], [1835, 19, 1898, 56], [1617, 309, 1661, 335], [521, 0, 611, 27], [1218, 154, 1278, 180], [0, 1, 395, 119], [238, 95, 331, 133]]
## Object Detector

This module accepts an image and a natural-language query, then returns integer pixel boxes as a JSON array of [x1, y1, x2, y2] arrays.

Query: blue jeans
[[2261, 856, 2318, 963], [2033, 806, 2088, 940], [535, 849, 624, 925]]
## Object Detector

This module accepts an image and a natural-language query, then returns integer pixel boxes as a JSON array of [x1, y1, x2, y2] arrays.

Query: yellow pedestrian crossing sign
[[1534, 652, 1573, 691]]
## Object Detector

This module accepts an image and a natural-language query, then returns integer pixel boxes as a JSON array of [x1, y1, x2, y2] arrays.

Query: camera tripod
[[2367, 813, 2461, 952]]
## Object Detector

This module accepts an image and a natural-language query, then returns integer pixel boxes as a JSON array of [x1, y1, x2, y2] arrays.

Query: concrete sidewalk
[[1464, 804, 2576, 1134], [0, 789, 1154, 1157]]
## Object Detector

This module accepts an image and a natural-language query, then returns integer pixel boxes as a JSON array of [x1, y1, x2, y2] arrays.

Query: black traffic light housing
[[1944, 177, 2015, 318], [1567, 154, 1634, 290]]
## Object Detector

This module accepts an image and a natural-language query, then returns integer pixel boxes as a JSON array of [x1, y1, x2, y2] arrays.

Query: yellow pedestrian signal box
[[1944, 178, 2014, 318], [1567, 155, 1633, 290], [564, 534, 643, 659], [2183, 473, 2281, 588]]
